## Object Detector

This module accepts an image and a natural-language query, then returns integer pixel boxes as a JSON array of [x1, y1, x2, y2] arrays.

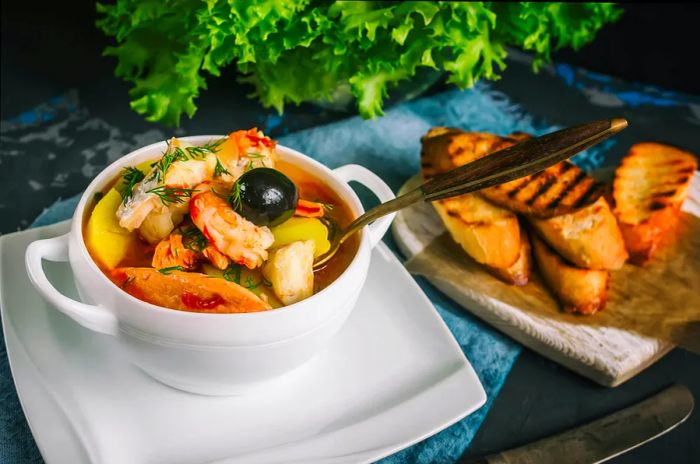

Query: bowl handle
[[333, 164, 396, 248], [25, 233, 119, 336]]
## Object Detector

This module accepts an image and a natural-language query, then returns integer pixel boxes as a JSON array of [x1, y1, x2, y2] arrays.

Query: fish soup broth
[[275, 160, 359, 293], [84, 154, 358, 312]]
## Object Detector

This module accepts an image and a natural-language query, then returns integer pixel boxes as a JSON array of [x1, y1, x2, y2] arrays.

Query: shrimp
[[216, 128, 277, 183], [152, 222, 232, 271], [202, 245, 231, 270], [189, 185, 274, 269], [151, 232, 200, 270]]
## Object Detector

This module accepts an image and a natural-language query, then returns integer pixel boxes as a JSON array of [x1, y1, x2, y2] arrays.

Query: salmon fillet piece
[[112, 267, 271, 313]]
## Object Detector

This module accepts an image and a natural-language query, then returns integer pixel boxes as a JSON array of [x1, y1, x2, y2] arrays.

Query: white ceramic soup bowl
[[25, 136, 395, 395]]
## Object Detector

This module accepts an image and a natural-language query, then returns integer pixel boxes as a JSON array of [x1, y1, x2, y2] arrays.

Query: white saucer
[[1, 221, 486, 464]]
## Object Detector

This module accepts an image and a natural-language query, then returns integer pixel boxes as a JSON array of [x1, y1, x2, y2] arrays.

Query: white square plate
[[1, 221, 486, 464]]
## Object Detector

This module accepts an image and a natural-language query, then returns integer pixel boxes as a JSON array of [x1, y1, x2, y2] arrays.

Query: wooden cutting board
[[392, 173, 699, 387]]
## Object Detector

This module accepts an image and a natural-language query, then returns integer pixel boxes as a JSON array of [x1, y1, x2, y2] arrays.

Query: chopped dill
[[243, 275, 270, 290], [185, 145, 209, 159], [148, 139, 226, 182], [222, 264, 242, 284], [228, 181, 243, 211], [213, 157, 231, 178], [120, 166, 146, 204], [158, 265, 184, 275], [180, 226, 208, 252], [93, 191, 104, 203], [149, 146, 188, 182], [202, 138, 226, 152], [147, 186, 197, 206]]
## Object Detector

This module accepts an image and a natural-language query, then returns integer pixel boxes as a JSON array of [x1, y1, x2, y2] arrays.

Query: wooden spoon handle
[[420, 118, 627, 202]]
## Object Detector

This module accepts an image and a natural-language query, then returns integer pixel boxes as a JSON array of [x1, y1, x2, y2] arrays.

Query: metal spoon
[[313, 118, 628, 269]]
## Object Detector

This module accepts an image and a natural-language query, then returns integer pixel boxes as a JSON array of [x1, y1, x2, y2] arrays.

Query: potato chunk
[[263, 240, 315, 305], [85, 188, 135, 269], [270, 218, 330, 258]]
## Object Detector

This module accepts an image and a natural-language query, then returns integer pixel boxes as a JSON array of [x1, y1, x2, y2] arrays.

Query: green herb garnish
[[147, 186, 197, 206], [185, 139, 225, 158], [243, 275, 270, 290], [228, 181, 243, 211], [149, 139, 227, 181], [213, 157, 231, 178], [121, 276, 135, 289], [184, 146, 208, 159], [203, 138, 226, 152], [158, 265, 185, 275], [149, 145, 189, 182], [180, 226, 208, 251], [120, 166, 146, 203], [222, 264, 242, 284], [93, 191, 104, 203]]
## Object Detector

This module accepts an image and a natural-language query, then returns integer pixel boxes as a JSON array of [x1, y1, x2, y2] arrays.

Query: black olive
[[230, 168, 298, 226]]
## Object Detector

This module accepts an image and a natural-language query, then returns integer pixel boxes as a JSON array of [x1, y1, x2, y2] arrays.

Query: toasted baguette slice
[[432, 195, 522, 269], [481, 161, 606, 218], [532, 234, 608, 315], [487, 227, 531, 286], [420, 128, 514, 178], [530, 196, 628, 270], [421, 128, 524, 271], [613, 142, 697, 264]]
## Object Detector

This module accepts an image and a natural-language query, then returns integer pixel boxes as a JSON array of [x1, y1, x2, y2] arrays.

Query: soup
[[83, 129, 358, 313]]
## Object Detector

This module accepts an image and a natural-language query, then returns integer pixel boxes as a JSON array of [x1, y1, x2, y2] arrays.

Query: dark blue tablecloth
[[3, 59, 699, 463]]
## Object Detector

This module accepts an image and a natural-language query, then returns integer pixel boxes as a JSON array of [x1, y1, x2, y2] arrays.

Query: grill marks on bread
[[420, 128, 528, 279], [613, 142, 697, 264], [419, 127, 635, 312], [482, 161, 606, 218]]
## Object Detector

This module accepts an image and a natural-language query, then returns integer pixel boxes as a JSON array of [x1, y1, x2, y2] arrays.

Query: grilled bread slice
[[488, 227, 531, 286], [420, 128, 515, 178], [481, 161, 607, 219], [421, 127, 627, 270], [530, 196, 628, 270], [432, 194, 523, 269], [463, 130, 606, 218], [613, 142, 697, 264], [421, 128, 525, 273], [532, 234, 609, 315]]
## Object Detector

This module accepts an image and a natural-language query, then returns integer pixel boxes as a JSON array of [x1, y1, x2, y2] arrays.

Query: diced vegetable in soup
[[84, 128, 358, 313]]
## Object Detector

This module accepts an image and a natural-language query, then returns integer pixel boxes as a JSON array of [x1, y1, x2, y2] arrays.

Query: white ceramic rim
[[71, 135, 370, 321]]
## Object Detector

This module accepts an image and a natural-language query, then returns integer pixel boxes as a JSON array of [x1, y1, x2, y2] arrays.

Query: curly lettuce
[[96, 1, 621, 126]]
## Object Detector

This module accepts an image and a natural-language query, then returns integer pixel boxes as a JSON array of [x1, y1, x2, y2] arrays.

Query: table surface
[[2, 3, 699, 463]]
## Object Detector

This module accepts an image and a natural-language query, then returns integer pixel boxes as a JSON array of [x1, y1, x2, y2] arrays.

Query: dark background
[[2, 2, 699, 464], [3, 2, 700, 117]]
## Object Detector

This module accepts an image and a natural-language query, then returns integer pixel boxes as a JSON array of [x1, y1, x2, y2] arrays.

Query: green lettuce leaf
[[97, 1, 622, 125]]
